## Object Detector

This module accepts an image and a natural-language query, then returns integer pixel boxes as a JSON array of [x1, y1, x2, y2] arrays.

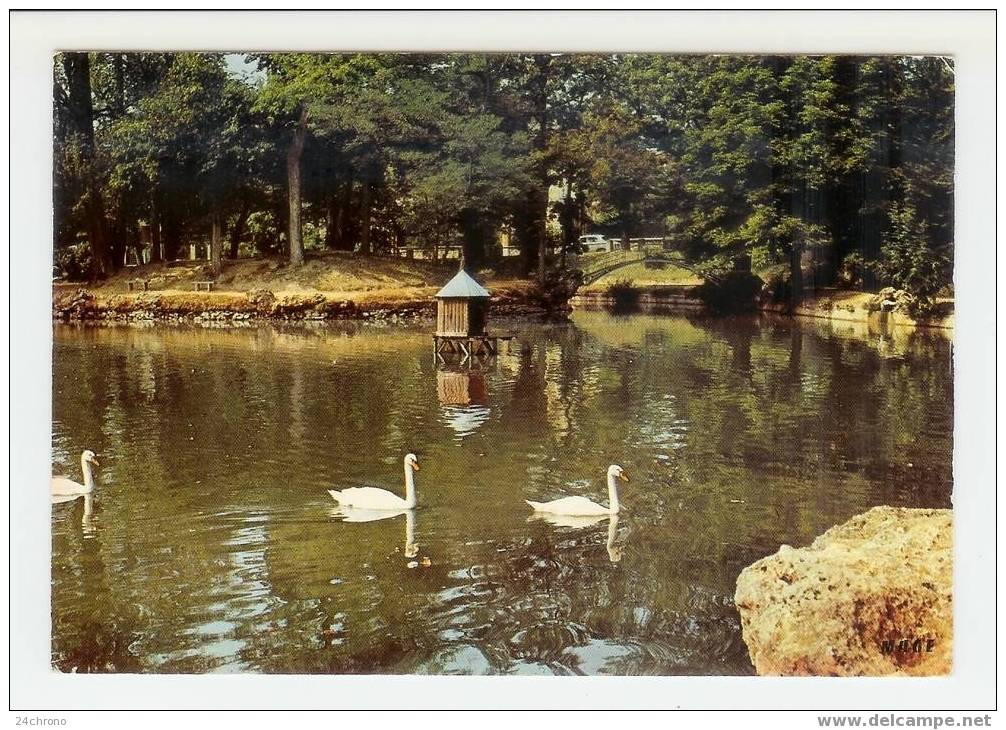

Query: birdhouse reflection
[[437, 369, 488, 406], [437, 368, 491, 438]]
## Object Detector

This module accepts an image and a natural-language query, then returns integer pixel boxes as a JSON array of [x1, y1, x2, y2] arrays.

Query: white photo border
[[8, 8, 997, 711]]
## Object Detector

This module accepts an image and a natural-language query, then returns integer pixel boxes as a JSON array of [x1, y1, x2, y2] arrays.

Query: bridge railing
[[570, 249, 646, 285], [569, 245, 695, 286]]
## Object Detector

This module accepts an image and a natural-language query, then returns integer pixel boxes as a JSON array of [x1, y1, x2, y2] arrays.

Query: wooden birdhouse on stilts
[[433, 269, 512, 361]]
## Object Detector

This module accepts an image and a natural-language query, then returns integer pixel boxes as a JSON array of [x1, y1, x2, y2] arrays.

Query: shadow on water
[[51, 313, 952, 674]]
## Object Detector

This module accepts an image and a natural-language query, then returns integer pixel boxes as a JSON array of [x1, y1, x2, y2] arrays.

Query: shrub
[[874, 203, 952, 318], [530, 268, 584, 312], [54, 243, 93, 281], [605, 278, 641, 310], [837, 252, 866, 289], [696, 270, 764, 314]]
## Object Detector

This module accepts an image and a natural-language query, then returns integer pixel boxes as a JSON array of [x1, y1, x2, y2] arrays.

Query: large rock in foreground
[[735, 506, 952, 676]]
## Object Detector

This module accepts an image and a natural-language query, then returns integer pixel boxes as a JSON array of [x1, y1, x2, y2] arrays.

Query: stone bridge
[[569, 245, 694, 286]]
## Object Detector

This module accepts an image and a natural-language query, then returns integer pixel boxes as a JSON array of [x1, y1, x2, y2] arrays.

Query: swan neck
[[81, 457, 96, 492], [607, 474, 620, 514], [403, 464, 417, 508]]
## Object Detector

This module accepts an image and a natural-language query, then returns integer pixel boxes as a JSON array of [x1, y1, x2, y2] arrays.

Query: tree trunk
[[536, 189, 547, 284], [286, 106, 309, 266], [360, 181, 372, 255], [162, 206, 181, 262], [789, 241, 803, 311], [459, 208, 485, 271], [334, 171, 355, 250], [229, 201, 249, 259], [63, 52, 112, 278], [559, 180, 575, 270], [110, 217, 126, 269], [273, 197, 288, 256], [532, 54, 552, 285], [149, 195, 162, 263], [514, 194, 537, 275], [210, 212, 223, 276], [325, 195, 337, 249]]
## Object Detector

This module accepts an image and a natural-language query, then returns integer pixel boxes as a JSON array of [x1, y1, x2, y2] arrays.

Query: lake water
[[51, 311, 953, 674]]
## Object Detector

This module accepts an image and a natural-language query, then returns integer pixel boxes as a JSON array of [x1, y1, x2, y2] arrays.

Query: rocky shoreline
[[573, 285, 954, 330], [52, 286, 557, 324], [735, 506, 952, 676], [54, 283, 953, 331]]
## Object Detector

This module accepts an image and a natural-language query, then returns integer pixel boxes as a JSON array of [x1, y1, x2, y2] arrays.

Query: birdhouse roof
[[435, 269, 490, 298]]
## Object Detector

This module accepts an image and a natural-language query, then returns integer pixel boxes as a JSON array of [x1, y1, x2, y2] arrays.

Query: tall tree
[[56, 53, 113, 277]]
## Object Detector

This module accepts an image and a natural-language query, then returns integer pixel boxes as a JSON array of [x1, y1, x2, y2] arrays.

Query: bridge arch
[[569, 248, 703, 288]]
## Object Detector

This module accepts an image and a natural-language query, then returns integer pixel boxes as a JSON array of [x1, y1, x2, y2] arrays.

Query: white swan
[[328, 453, 419, 510], [526, 464, 628, 516], [51, 450, 99, 505]]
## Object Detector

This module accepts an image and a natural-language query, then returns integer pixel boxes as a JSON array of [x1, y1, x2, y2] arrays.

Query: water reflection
[[52, 492, 96, 534], [528, 512, 625, 564], [437, 367, 491, 439], [51, 315, 953, 674], [332, 507, 420, 558]]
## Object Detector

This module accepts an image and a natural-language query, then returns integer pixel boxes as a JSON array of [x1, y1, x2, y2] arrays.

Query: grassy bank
[[53, 253, 954, 331], [53, 253, 547, 322]]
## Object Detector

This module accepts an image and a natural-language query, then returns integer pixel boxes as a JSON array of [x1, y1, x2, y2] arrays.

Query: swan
[[328, 453, 419, 510], [526, 464, 628, 516], [51, 450, 99, 505]]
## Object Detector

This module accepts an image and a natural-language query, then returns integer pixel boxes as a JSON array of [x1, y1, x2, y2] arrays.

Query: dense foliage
[[54, 52, 954, 307]]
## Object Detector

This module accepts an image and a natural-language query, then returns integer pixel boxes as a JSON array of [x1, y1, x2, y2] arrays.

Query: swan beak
[[619, 472, 629, 482], [91, 457, 100, 467], [412, 462, 420, 472]]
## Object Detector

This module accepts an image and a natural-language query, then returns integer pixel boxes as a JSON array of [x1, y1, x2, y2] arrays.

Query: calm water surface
[[51, 311, 953, 674]]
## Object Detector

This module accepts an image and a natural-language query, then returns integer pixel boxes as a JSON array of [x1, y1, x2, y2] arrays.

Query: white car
[[578, 234, 611, 253]]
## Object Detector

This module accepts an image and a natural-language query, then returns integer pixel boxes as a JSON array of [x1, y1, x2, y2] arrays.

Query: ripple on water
[[50, 317, 954, 675]]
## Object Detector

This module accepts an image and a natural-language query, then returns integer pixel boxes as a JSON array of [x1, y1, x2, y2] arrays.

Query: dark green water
[[51, 311, 953, 674]]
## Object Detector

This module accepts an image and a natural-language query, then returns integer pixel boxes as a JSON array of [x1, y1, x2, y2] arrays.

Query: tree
[[51, 51, 953, 302], [55, 52, 113, 278], [254, 53, 335, 265], [106, 53, 260, 273]]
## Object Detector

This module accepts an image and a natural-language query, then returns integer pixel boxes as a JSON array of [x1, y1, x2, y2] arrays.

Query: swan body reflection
[[529, 512, 625, 563], [526, 465, 628, 516], [328, 453, 419, 510], [332, 507, 419, 558]]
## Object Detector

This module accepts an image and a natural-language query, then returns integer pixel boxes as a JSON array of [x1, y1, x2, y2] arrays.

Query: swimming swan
[[526, 464, 628, 516], [51, 450, 99, 505], [328, 453, 419, 510]]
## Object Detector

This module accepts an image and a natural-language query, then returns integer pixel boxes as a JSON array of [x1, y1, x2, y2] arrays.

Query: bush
[[837, 252, 866, 289], [54, 243, 93, 281], [604, 278, 641, 311], [528, 268, 584, 313], [696, 270, 764, 314], [757, 263, 791, 305], [874, 203, 952, 318]]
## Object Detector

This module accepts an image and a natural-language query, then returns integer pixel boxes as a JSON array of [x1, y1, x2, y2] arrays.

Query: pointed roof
[[435, 269, 490, 299]]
